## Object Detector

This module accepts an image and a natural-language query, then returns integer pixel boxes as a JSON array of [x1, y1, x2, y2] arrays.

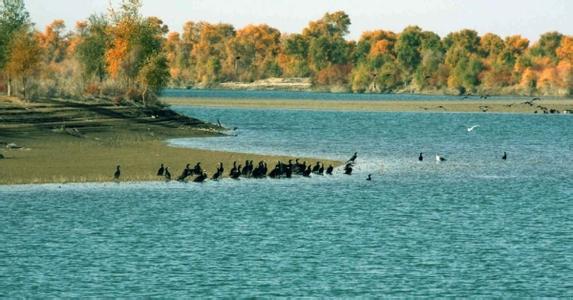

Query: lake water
[[1, 102, 573, 297]]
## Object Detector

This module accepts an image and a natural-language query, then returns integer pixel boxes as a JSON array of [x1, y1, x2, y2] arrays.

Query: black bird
[[164, 167, 171, 181], [366, 174, 372, 181], [177, 164, 191, 181], [347, 152, 358, 163], [303, 165, 312, 177], [344, 163, 353, 175], [502, 151, 507, 160], [231, 165, 242, 179], [157, 163, 165, 176], [318, 164, 324, 175], [418, 152, 423, 161], [312, 162, 321, 174], [114, 165, 121, 180], [212, 162, 224, 180], [193, 172, 208, 183], [229, 161, 238, 177], [193, 162, 203, 175], [326, 165, 334, 175]]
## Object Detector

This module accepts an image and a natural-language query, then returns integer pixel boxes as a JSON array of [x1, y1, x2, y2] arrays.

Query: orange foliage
[[370, 40, 391, 56], [556, 36, 573, 63], [315, 64, 352, 86], [105, 19, 136, 78], [519, 68, 537, 90], [359, 30, 397, 43], [538, 67, 558, 91], [505, 35, 529, 53], [106, 37, 129, 78]]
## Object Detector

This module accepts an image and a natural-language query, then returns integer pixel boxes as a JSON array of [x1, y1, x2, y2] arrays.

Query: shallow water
[[1, 107, 572, 297]]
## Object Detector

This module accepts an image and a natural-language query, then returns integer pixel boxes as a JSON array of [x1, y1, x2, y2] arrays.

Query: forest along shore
[[163, 97, 573, 114], [0, 97, 339, 185]]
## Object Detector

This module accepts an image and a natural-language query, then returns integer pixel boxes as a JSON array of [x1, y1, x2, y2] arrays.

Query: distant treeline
[[1, 0, 572, 105]]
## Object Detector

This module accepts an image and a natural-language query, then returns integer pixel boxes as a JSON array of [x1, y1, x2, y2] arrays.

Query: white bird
[[436, 154, 446, 162], [467, 125, 480, 132]]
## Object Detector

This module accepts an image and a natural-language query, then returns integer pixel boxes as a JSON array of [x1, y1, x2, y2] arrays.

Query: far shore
[[0, 97, 340, 185], [162, 97, 573, 114]]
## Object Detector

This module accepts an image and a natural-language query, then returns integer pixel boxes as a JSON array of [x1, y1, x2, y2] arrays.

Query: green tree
[[395, 26, 422, 75], [137, 53, 169, 106], [530, 31, 563, 63], [75, 14, 109, 83]]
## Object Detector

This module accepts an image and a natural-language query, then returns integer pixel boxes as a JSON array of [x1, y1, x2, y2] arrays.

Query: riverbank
[[162, 97, 573, 114], [0, 97, 338, 185]]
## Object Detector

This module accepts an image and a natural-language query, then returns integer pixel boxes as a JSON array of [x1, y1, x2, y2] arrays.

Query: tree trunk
[[22, 77, 26, 100], [7, 77, 11, 97], [141, 86, 148, 107]]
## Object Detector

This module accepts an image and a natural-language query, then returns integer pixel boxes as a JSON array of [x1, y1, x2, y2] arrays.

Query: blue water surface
[[1, 106, 572, 297]]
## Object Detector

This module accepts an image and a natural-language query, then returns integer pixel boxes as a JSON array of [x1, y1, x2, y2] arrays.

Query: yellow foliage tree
[[5, 28, 43, 99]]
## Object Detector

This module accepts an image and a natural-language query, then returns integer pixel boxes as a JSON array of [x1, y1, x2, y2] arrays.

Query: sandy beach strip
[[163, 97, 573, 114]]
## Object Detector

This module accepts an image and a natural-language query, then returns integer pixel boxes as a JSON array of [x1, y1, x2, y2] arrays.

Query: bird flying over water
[[467, 125, 480, 132]]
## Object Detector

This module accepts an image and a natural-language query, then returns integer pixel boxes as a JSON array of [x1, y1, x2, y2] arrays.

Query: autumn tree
[[556, 36, 573, 95], [5, 27, 43, 99], [40, 19, 69, 63], [0, 0, 30, 96], [351, 30, 397, 92], [105, 0, 169, 101], [227, 24, 281, 81], [192, 23, 235, 86]]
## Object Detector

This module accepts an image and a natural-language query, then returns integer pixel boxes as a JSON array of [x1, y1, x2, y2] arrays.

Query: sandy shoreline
[[163, 97, 573, 114], [0, 97, 339, 185]]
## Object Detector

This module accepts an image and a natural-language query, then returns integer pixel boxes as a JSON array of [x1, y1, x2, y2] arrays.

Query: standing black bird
[[113, 165, 121, 180], [177, 164, 191, 181], [193, 172, 208, 183], [418, 153, 423, 161], [157, 163, 165, 176], [366, 174, 372, 181], [502, 151, 507, 160], [193, 162, 203, 175], [212, 162, 224, 180], [344, 163, 353, 175], [164, 167, 171, 181], [326, 165, 334, 175]]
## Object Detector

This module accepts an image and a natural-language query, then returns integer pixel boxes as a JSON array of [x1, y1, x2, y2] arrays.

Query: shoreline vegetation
[[0, 96, 339, 185], [1, 0, 573, 108]]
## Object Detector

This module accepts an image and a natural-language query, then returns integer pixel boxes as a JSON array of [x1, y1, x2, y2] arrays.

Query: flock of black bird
[[113, 157, 342, 183], [113, 150, 508, 182]]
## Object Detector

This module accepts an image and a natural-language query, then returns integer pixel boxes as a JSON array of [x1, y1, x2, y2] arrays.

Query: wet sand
[[163, 97, 573, 114]]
